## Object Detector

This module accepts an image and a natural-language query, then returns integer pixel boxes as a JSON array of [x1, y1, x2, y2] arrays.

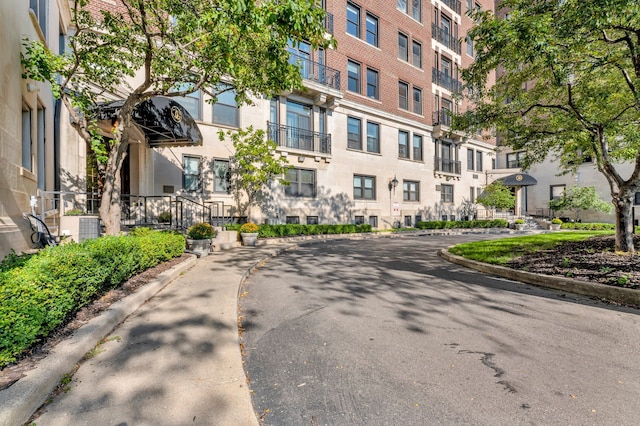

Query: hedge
[[226, 223, 373, 237], [0, 229, 184, 367], [415, 219, 509, 229]]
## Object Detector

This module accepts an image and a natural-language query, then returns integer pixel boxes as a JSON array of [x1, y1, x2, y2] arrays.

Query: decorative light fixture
[[388, 175, 399, 192]]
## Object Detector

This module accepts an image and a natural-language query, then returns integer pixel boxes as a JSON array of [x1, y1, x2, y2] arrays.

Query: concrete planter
[[240, 232, 258, 246], [550, 224, 561, 231], [514, 224, 525, 231], [187, 238, 212, 257]]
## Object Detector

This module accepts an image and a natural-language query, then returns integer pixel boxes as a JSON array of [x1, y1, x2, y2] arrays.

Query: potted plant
[[550, 217, 563, 231], [158, 210, 172, 224], [239, 222, 259, 246], [514, 218, 525, 230], [187, 222, 216, 257]]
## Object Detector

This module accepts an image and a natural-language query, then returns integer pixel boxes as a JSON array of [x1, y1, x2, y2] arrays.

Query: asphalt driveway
[[241, 234, 640, 425]]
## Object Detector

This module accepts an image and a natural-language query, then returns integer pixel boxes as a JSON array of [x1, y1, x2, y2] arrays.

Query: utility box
[[60, 216, 101, 243]]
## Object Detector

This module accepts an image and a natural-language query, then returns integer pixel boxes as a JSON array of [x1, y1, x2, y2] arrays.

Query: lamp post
[[389, 175, 399, 220]]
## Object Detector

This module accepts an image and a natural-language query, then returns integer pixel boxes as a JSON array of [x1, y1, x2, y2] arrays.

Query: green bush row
[[415, 219, 509, 229], [226, 223, 373, 237], [0, 228, 184, 367], [559, 222, 616, 230]]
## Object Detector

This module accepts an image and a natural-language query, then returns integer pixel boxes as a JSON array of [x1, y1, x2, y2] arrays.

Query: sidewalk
[[0, 244, 291, 426]]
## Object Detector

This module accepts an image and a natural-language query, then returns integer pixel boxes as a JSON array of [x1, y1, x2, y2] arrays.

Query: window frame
[[398, 81, 409, 110], [174, 84, 202, 120], [347, 59, 362, 94], [467, 148, 474, 170], [346, 2, 361, 38], [550, 184, 566, 200], [412, 40, 422, 68], [285, 167, 317, 198], [412, 0, 422, 22], [366, 67, 379, 100], [398, 32, 409, 62], [213, 159, 230, 193], [441, 184, 454, 203], [398, 130, 410, 159], [212, 85, 239, 127], [354, 174, 376, 200], [183, 155, 202, 193], [347, 116, 363, 150], [398, 0, 408, 13], [366, 121, 380, 153], [365, 12, 379, 47], [413, 134, 423, 162], [412, 86, 423, 115], [476, 151, 483, 172], [403, 180, 420, 202], [22, 103, 33, 171]]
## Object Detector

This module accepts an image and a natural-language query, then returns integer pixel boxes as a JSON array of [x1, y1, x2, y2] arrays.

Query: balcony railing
[[440, 0, 461, 14], [435, 157, 462, 174], [432, 109, 453, 127], [431, 24, 461, 53], [432, 68, 462, 93], [268, 121, 331, 155], [324, 11, 334, 34], [289, 52, 341, 91]]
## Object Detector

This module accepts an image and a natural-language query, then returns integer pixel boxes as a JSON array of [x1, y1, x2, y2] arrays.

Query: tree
[[549, 186, 613, 221], [218, 127, 290, 220], [21, 0, 333, 235], [476, 181, 516, 212], [455, 0, 640, 252]]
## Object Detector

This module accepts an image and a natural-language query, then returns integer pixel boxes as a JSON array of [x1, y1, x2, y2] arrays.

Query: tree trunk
[[613, 194, 635, 253]]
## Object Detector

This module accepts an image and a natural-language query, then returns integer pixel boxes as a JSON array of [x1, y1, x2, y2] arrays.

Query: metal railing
[[288, 52, 341, 91], [431, 24, 461, 53], [440, 0, 461, 14], [121, 195, 173, 227], [268, 121, 332, 155], [432, 68, 462, 93], [432, 109, 453, 127], [323, 11, 334, 34], [435, 157, 462, 174], [173, 196, 212, 230]]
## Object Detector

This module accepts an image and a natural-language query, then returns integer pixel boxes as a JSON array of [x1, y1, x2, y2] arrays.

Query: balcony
[[440, 0, 461, 15], [288, 52, 343, 107], [432, 109, 465, 140], [432, 68, 462, 93], [431, 24, 461, 54], [435, 157, 462, 175], [268, 121, 331, 155]]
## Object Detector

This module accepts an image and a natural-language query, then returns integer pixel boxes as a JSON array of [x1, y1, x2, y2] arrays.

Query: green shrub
[[187, 222, 215, 240], [0, 229, 184, 367], [158, 211, 172, 223], [560, 222, 616, 231], [239, 222, 259, 233], [415, 219, 508, 230], [228, 223, 372, 237], [551, 217, 563, 224], [64, 208, 85, 216]]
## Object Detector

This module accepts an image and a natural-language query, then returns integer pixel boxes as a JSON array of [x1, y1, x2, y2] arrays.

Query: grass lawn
[[448, 231, 613, 265]]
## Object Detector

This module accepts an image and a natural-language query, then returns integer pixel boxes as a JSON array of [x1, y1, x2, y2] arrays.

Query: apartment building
[[3, 0, 504, 258]]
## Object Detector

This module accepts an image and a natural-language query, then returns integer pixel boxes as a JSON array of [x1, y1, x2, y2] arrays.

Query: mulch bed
[[0, 254, 191, 391], [508, 235, 640, 289]]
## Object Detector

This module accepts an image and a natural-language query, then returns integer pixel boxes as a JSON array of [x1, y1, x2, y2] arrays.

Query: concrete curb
[[0, 255, 198, 426], [438, 248, 640, 307]]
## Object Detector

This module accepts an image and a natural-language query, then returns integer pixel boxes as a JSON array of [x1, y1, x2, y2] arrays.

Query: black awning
[[96, 96, 203, 147], [498, 173, 538, 186]]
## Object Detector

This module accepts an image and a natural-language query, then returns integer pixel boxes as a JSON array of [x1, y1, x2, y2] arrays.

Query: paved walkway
[[1, 245, 291, 426]]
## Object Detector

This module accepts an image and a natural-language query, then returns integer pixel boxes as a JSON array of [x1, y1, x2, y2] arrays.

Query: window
[[286, 216, 300, 224], [467, 148, 475, 170], [466, 0, 472, 11], [412, 0, 422, 22], [507, 151, 525, 168], [365, 13, 379, 47], [398, 33, 409, 61], [413, 134, 423, 161], [466, 35, 474, 57], [212, 85, 239, 127], [213, 159, 229, 193], [413, 87, 422, 115], [441, 184, 454, 203], [347, 2, 361, 37], [347, 116, 362, 150], [22, 104, 32, 170], [354, 175, 376, 200], [470, 187, 475, 203], [550, 184, 566, 200], [397, 0, 408, 13], [366, 121, 380, 153], [369, 216, 378, 227], [183, 156, 202, 192], [307, 216, 319, 225], [30, 0, 47, 39], [412, 40, 422, 68], [366, 68, 379, 100], [285, 168, 316, 198], [404, 216, 412, 227], [398, 130, 409, 158], [403, 180, 419, 201], [175, 84, 202, 120], [354, 215, 365, 225], [399, 81, 409, 110], [476, 151, 483, 171], [347, 60, 361, 93]]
